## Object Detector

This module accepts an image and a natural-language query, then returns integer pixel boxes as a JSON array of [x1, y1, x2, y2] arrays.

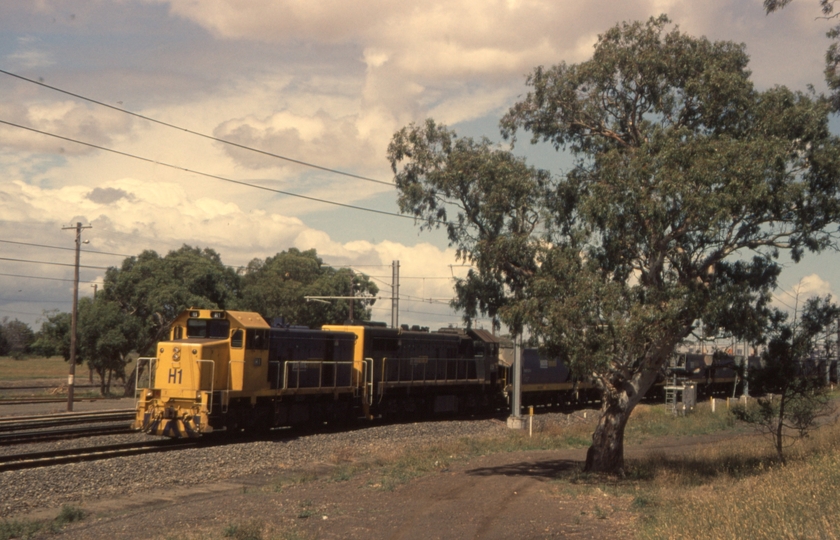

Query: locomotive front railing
[[133, 357, 157, 406]]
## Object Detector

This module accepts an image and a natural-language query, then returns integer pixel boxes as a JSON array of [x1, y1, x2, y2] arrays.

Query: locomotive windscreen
[[186, 319, 231, 339]]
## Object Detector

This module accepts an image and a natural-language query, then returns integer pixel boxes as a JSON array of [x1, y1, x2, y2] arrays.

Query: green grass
[[0, 505, 85, 540], [624, 403, 738, 442], [365, 422, 603, 491], [301, 404, 743, 493]]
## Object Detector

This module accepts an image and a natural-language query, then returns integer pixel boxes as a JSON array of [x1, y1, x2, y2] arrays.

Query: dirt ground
[[0, 392, 757, 539], [21, 428, 753, 540], [41, 448, 621, 540]]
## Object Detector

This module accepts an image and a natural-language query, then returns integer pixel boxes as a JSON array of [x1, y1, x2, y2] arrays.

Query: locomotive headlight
[[173, 347, 181, 361]]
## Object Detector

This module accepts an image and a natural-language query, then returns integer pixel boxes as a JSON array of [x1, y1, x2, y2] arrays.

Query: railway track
[[0, 409, 137, 444], [0, 397, 119, 405], [0, 439, 198, 472]]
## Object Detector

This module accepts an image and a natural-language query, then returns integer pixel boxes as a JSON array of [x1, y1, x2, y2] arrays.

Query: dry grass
[[632, 418, 840, 539], [0, 356, 73, 380], [0, 505, 85, 540], [0, 356, 134, 399]]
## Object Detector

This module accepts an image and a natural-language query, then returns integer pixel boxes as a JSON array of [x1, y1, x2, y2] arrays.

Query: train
[[133, 308, 506, 437], [133, 308, 818, 438]]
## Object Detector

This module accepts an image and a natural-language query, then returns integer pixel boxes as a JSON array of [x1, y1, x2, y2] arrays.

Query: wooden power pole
[[63, 222, 91, 412]]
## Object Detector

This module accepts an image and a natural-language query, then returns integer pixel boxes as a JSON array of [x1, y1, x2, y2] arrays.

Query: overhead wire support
[[0, 68, 393, 187]]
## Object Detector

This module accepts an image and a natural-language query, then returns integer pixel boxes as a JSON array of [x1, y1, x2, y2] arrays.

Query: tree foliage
[[0, 327, 10, 357], [733, 296, 838, 464], [31, 311, 75, 362], [77, 297, 144, 395], [388, 16, 840, 473], [0, 318, 34, 358], [239, 248, 378, 328], [765, 0, 840, 110], [102, 245, 241, 355]]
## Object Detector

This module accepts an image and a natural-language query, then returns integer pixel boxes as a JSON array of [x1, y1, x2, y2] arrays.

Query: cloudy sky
[[1, 0, 838, 333]]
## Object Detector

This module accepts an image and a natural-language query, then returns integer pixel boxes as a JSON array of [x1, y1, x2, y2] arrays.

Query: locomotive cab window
[[231, 329, 244, 349], [246, 329, 268, 350], [187, 319, 230, 339], [173, 326, 183, 340]]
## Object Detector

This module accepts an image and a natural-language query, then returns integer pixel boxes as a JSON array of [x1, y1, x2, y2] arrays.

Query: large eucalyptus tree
[[388, 16, 840, 474]]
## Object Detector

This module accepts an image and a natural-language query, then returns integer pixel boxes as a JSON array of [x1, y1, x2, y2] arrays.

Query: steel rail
[[0, 424, 137, 445], [0, 410, 135, 432], [0, 439, 198, 472], [0, 397, 119, 405]]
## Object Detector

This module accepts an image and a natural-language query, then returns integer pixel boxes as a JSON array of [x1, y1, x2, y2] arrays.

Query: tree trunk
[[124, 366, 139, 397], [584, 363, 664, 475], [584, 393, 632, 475], [775, 392, 787, 466], [98, 367, 106, 396]]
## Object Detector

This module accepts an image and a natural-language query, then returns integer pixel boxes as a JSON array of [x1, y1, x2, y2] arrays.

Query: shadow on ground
[[465, 459, 579, 479]]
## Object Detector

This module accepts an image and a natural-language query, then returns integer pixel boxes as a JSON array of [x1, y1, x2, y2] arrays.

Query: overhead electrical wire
[[0, 239, 132, 258], [0, 308, 46, 317], [0, 298, 70, 303], [0, 71, 474, 315], [0, 119, 432, 223], [0, 256, 110, 270], [0, 240, 462, 302], [0, 272, 98, 284], [368, 305, 474, 321], [0, 238, 251, 272], [0, 69, 394, 187]]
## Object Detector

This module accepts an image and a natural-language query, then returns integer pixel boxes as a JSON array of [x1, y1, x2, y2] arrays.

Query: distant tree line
[[12, 246, 378, 396], [0, 317, 35, 358]]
